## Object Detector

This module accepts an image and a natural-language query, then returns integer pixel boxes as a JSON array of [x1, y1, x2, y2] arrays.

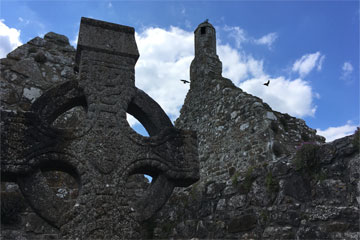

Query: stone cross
[[1, 17, 199, 239]]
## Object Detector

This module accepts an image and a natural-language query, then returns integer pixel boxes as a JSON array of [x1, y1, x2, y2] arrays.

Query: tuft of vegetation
[[231, 170, 241, 186], [314, 170, 328, 182], [243, 166, 256, 193], [189, 181, 200, 200], [260, 209, 269, 223], [265, 171, 279, 194], [228, 167, 236, 177], [293, 143, 321, 175], [161, 221, 176, 235], [231, 166, 257, 193]]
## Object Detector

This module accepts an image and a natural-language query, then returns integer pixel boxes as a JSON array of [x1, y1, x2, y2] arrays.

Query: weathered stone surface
[[1, 17, 199, 239], [282, 173, 311, 202], [44, 32, 70, 46]]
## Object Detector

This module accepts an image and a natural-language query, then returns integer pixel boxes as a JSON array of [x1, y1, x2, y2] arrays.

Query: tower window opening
[[201, 27, 206, 35]]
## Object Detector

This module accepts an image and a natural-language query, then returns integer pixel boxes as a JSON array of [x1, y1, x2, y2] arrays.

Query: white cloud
[[238, 77, 316, 117], [18, 17, 30, 25], [218, 44, 250, 84], [0, 19, 22, 58], [184, 20, 192, 29], [134, 26, 194, 121], [341, 61, 353, 81], [71, 34, 78, 47], [317, 121, 358, 142], [223, 25, 247, 48], [223, 26, 278, 50], [317, 55, 325, 71], [126, 113, 138, 126], [254, 32, 278, 49], [108, 2, 112, 8], [292, 52, 325, 77], [181, 7, 186, 15], [218, 43, 317, 117]]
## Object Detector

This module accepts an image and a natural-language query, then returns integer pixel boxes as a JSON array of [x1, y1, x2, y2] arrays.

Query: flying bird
[[181, 79, 190, 84], [263, 80, 270, 86]]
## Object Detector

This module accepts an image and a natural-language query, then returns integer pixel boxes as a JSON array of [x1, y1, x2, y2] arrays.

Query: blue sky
[[0, 0, 359, 142]]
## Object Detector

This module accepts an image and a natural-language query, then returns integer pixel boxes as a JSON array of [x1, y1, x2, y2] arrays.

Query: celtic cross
[[1, 17, 199, 239]]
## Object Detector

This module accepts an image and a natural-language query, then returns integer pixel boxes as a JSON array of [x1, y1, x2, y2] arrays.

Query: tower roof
[[194, 20, 215, 33]]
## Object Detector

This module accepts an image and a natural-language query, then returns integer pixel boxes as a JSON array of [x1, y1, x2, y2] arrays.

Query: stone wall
[[1, 32, 78, 240]]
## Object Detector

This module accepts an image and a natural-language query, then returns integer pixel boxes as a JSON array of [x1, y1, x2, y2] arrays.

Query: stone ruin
[[1, 17, 199, 239], [1, 18, 359, 240]]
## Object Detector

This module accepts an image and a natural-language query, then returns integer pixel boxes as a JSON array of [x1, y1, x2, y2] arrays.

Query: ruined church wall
[[150, 21, 359, 239]]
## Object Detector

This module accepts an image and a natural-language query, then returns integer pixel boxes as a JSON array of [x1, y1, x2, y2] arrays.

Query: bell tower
[[190, 20, 222, 81], [194, 20, 217, 57]]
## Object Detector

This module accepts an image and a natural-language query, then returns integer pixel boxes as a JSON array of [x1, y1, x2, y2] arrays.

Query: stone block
[[75, 17, 139, 66]]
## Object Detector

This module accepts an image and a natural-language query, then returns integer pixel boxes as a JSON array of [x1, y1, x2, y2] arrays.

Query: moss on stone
[[231, 170, 241, 186], [314, 170, 328, 183], [189, 181, 200, 200], [161, 221, 176, 235], [293, 143, 320, 174], [260, 209, 269, 223], [243, 166, 256, 193], [265, 171, 279, 194]]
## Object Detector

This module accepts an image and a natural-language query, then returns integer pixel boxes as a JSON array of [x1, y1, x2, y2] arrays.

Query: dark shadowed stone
[[272, 161, 291, 177], [325, 222, 350, 232], [283, 172, 311, 202], [34, 51, 47, 63], [227, 214, 257, 233], [10, 59, 43, 79], [1, 191, 27, 225], [42, 234, 59, 240], [205, 181, 226, 198], [272, 210, 301, 227]]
